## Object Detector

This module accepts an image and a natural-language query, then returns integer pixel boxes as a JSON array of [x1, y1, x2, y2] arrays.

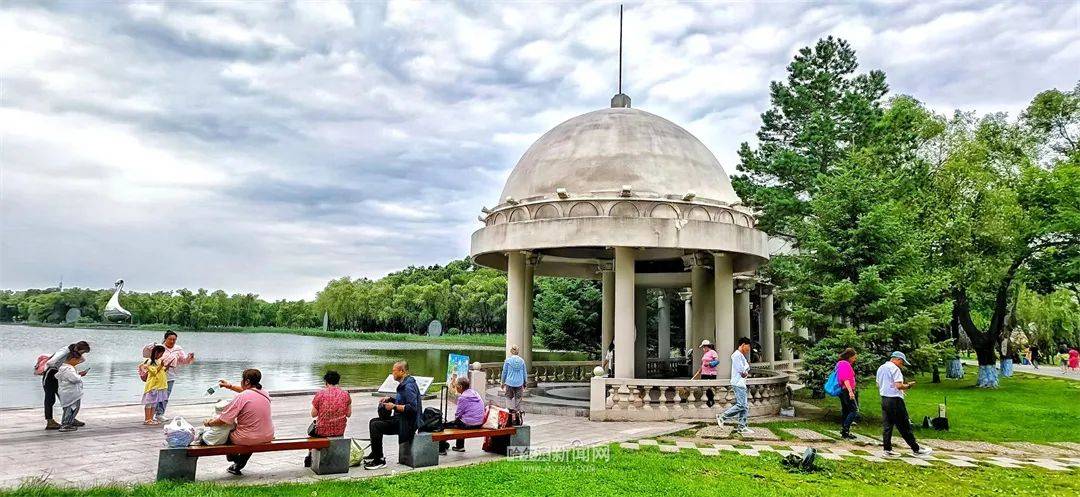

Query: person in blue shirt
[[501, 345, 528, 411], [363, 360, 422, 470]]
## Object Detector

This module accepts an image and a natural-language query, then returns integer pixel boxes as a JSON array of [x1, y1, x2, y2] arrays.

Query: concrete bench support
[[400, 433, 440, 468], [311, 437, 351, 475], [482, 425, 531, 457], [157, 447, 198, 482]]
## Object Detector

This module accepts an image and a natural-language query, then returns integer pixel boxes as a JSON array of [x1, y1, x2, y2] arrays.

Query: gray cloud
[[2, 0, 1076, 299]]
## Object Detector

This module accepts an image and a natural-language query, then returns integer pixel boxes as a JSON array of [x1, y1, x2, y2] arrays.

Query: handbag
[[307, 419, 318, 438]]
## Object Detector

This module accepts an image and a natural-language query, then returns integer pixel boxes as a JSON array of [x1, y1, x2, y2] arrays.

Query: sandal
[[144, 420, 160, 426]]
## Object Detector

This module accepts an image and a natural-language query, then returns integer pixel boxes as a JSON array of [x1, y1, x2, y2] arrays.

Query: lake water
[[0, 325, 583, 409]]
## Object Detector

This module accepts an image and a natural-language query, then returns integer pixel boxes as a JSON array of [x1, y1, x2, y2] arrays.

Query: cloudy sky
[[1, 1, 1077, 300]]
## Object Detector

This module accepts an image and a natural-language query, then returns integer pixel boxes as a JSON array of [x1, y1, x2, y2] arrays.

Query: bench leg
[[157, 447, 197, 482], [311, 437, 351, 475], [482, 426, 531, 457], [399, 433, 438, 468]]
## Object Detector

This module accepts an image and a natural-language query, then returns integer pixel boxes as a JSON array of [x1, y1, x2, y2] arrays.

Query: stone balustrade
[[589, 368, 789, 421], [477, 358, 699, 386]]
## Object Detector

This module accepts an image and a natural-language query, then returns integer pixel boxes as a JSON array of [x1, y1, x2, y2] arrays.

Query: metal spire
[[611, 4, 631, 108]]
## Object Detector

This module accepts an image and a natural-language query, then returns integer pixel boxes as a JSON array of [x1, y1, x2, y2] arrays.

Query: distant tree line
[[0, 259, 607, 353]]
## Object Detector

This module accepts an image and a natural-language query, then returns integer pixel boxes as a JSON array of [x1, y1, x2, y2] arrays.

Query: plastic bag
[[349, 439, 370, 467], [482, 405, 510, 429], [163, 416, 196, 447]]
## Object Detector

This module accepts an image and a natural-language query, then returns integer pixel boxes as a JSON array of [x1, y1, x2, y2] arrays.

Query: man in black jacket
[[364, 360, 422, 469]]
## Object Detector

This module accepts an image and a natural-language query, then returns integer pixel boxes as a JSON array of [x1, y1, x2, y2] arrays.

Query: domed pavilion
[[470, 94, 796, 421]]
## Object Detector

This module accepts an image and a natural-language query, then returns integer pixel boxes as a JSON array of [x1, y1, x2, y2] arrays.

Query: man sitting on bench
[[439, 375, 486, 455], [363, 361, 421, 470]]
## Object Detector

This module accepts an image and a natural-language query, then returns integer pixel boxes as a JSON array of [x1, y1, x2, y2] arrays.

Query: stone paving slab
[[857, 454, 886, 463], [733, 448, 760, 457], [825, 430, 881, 446], [0, 393, 689, 489], [738, 427, 780, 441], [1051, 442, 1080, 451], [675, 440, 698, 449], [619, 442, 639, 450], [1028, 459, 1071, 471], [697, 447, 720, 456], [1002, 442, 1073, 456], [983, 459, 1023, 468], [818, 452, 843, 461], [900, 457, 932, 467], [939, 458, 978, 468], [920, 439, 1026, 456], [637, 439, 659, 446], [658, 444, 680, 453], [696, 425, 734, 439], [781, 428, 834, 442]]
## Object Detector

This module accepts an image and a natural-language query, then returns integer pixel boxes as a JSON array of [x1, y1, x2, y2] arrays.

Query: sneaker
[[226, 464, 242, 476], [840, 432, 857, 440], [155, 415, 167, 423], [362, 453, 378, 461], [881, 450, 900, 459], [715, 415, 725, 428], [58, 425, 77, 432], [45, 419, 61, 430], [737, 427, 755, 435], [71, 419, 86, 427], [363, 458, 386, 470], [451, 446, 466, 453], [438, 447, 448, 456], [913, 447, 934, 458]]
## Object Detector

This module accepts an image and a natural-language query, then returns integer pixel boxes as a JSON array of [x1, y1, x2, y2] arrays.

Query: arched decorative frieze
[[567, 201, 600, 217], [509, 208, 529, 222], [737, 213, 752, 227], [649, 203, 680, 219], [717, 210, 735, 224], [532, 203, 560, 220], [686, 206, 710, 221], [608, 201, 640, 218], [492, 212, 507, 225]]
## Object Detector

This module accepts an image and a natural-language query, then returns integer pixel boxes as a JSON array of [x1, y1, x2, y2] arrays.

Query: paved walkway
[[0, 393, 688, 489], [962, 359, 1080, 381], [620, 426, 1080, 472]]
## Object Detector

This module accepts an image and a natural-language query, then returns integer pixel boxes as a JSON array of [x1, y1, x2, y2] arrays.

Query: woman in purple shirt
[[439, 376, 486, 455], [836, 348, 860, 439]]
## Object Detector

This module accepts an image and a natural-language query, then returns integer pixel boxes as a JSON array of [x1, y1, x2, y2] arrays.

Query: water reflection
[[0, 325, 583, 408]]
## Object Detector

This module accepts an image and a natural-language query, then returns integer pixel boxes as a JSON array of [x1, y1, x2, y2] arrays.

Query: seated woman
[[204, 369, 274, 476], [439, 376, 485, 455], [304, 370, 352, 467]]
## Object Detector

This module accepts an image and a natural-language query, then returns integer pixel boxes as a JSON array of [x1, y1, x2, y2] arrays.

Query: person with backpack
[[38, 341, 90, 430], [833, 348, 860, 439], [139, 345, 170, 426]]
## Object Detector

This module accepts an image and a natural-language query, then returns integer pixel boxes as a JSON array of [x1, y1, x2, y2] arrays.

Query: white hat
[[700, 339, 713, 347]]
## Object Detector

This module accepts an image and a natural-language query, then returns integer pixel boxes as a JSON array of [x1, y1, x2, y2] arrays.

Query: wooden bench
[[400, 426, 530, 468], [157, 437, 351, 481]]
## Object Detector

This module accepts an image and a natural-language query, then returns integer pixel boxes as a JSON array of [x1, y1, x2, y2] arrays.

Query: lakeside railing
[[476, 358, 799, 386]]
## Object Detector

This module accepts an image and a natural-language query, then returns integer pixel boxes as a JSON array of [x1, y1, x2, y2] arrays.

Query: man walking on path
[[717, 338, 753, 434], [156, 331, 195, 421], [501, 345, 528, 411], [876, 351, 933, 458]]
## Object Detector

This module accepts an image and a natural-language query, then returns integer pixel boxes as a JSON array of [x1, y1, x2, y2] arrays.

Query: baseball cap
[[890, 351, 911, 365], [700, 339, 712, 347]]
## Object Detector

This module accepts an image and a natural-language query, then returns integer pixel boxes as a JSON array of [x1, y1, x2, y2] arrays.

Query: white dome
[[500, 107, 740, 204]]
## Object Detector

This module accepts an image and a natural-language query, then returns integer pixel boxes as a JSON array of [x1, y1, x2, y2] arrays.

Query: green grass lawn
[[5, 447, 1076, 497], [764, 365, 1080, 444]]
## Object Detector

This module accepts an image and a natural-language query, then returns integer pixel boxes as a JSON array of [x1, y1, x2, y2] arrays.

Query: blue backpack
[[824, 369, 842, 397]]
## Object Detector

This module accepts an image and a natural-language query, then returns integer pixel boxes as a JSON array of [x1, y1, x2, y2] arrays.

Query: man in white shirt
[[716, 338, 753, 434], [875, 351, 933, 458]]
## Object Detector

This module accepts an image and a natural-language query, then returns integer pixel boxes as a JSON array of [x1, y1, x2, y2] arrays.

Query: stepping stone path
[[619, 442, 639, 450], [658, 444, 679, 453], [921, 439, 1026, 456], [1028, 459, 1071, 471], [637, 439, 659, 446], [697, 425, 734, 439], [939, 458, 978, 468], [738, 427, 780, 441], [1051, 441, 1080, 451], [900, 457, 932, 467], [697, 447, 720, 456], [1002, 442, 1072, 456], [675, 440, 698, 449], [782, 428, 834, 442], [826, 430, 881, 446]]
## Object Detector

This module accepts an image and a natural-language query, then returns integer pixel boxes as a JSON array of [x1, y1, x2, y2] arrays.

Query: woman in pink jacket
[[836, 348, 860, 439]]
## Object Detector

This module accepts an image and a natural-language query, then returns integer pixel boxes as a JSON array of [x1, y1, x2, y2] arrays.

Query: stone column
[[681, 290, 692, 358], [760, 289, 775, 368], [613, 247, 636, 379], [600, 263, 615, 356], [634, 287, 647, 376], [714, 253, 735, 378], [657, 290, 671, 359], [735, 279, 751, 342], [522, 253, 538, 370], [505, 251, 525, 358], [781, 302, 794, 368], [687, 254, 710, 375]]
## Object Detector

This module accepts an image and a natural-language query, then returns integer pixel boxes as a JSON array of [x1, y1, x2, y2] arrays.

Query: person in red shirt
[[304, 370, 352, 467]]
